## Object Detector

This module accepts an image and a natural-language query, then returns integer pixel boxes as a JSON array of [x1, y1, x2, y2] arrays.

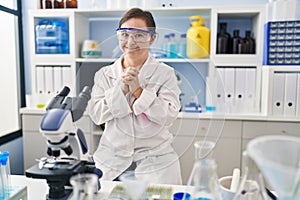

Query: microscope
[[25, 86, 102, 200]]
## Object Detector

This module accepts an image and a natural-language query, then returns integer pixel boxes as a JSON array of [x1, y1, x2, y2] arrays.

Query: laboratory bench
[[11, 174, 188, 199], [20, 107, 300, 184]]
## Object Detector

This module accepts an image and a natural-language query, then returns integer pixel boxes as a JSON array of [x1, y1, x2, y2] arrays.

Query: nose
[[127, 34, 136, 44]]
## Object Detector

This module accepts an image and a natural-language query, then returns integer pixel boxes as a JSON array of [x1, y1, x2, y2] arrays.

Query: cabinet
[[170, 117, 242, 184], [21, 108, 101, 170]]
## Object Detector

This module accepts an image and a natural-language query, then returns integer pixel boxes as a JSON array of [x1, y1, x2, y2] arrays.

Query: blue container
[[35, 18, 69, 54]]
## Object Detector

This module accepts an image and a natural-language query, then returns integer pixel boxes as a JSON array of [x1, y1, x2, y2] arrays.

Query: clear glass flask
[[187, 140, 222, 200]]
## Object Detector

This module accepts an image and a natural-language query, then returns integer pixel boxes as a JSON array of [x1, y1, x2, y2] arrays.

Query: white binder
[[53, 66, 63, 94], [44, 66, 54, 94], [224, 68, 235, 113], [296, 73, 300, 116], [235, 68, 246, 113], [244, 68, 256, 113], [62, 66, 72, 89], [36, 66, 45, 94], [284, 73, 297, 116], [272, 72, 285, 116], [215, 67, 225, 113]]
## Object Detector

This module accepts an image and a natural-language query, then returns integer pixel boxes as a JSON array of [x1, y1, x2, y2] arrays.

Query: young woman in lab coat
[[88, 8, 182, 184]]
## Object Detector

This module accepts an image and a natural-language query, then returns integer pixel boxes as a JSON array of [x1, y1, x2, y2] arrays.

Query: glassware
[[247, 135, 300, 200], [233, 151, 269, 200], [187, 140, 222, 200], [120, 171, 149, 200], [70, 173, 98, 200], [232, 30, 242, 54], [217, 22, 231, 54]]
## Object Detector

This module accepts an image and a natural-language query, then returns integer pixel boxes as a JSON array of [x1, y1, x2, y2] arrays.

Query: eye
[[135, 33, 145, 38], [120, 31, 129, 38]]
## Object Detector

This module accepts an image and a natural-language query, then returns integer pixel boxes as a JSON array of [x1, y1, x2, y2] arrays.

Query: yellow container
[[187, 16, 210, 58]]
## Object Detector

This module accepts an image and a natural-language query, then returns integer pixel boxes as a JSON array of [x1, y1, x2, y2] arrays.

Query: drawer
[[22, 114, 43, 131], [170, 118, 242, 138], [243, 121, 300, 139]]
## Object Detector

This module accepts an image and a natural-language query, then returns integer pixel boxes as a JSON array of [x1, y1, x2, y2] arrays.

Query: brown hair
[[118, 8, 156, 34]]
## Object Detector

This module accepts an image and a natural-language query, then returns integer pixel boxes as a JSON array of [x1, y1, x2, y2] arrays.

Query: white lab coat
[[88, 54, 182, 184]]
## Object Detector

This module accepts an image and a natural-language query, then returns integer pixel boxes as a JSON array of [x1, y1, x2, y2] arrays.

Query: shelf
[[75, 7, 211, 18], [211, 54, 260, 66], [75, 58, 210, 63]]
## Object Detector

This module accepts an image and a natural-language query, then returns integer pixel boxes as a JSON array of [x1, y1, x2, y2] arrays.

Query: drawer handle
[[281, 130, 287, 134]]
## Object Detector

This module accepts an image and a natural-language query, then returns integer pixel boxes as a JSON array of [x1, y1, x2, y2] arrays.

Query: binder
[[272, 72, 285, 116], [244, 68, 256, 113], [235, 68, 246, 113], [224, 67, 235, 113], [62, 66, 72, 89], [296, 73, 300, 116], [36, 66, 45, 94], [44, 66, 54, 94], [215, 67, 225, 113], [53, 66, 63, 94], [284, 72, 297, 116]]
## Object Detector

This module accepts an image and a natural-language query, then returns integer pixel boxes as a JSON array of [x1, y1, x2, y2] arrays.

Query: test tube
[[0, 152, 11, 197]]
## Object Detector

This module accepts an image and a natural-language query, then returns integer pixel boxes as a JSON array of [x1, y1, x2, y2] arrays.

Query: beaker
[[70, 173, 98, 200]]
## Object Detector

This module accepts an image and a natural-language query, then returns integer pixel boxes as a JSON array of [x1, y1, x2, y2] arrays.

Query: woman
[[88, 8, 182, 184]]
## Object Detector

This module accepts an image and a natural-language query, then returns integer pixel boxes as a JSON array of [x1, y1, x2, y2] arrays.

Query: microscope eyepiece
[[58, 86, 70, 97]]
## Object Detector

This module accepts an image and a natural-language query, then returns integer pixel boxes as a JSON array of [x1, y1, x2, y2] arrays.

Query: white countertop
[[11, 175, 188, 199], [20, 107, 300, 122]]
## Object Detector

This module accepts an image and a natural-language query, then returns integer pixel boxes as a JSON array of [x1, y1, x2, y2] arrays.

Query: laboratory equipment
[[70, 173, 98, 199], [187, 140, 222, 200], [247, 135, 300, 200], [217, 22, 231, 54], [233, 151, 269, 200], [25, 86, 102, 200], [187, 16, 210, 58], [120, 171, 149, 200]]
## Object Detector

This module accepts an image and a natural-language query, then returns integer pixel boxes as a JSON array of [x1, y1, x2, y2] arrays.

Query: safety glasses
[[116, 27, 153, 43]]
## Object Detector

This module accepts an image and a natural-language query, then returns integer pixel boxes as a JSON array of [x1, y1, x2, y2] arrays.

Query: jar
[[54, 0, 64, 8], [66, 0, 77, 8], [45, 0, 53, 8]]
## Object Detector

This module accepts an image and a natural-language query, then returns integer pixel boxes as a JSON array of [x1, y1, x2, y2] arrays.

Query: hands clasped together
[[121, 67, 141, 97]]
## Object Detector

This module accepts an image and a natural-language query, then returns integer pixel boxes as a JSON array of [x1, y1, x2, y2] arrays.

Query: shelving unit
[[23, 6, 300, 182]]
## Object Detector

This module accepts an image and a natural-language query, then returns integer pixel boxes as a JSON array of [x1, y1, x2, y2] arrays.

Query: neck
[[122, 52, 148, 69]]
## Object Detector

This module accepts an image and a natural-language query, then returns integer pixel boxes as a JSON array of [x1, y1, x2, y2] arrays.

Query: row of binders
[[206, 67, 257, 114], [272, 71, 300, 117], [36, 65, 72, 95]]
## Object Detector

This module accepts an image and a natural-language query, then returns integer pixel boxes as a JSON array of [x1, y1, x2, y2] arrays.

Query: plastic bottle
[[187, 140, 222, 200], [187, 16, 210, 58], [0, 152, 11, 198], [162, 34, 170, 58], [177, 33, 187, 58], [168, 33, 178, 58], [217, 22, 231, 54], [244, 30, 255, 54], [233, 151, 269, 200], [232, 30, 242, 54]]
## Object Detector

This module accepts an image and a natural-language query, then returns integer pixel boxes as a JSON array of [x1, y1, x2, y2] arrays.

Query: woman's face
[[118, 18, 154, 56]]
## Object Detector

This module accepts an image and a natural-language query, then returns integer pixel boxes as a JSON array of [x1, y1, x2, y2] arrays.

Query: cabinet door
[[171, 118, 242, 184], [242, 121, 300, 150]]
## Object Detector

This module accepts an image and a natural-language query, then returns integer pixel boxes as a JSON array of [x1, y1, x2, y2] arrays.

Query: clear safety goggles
[[116, 27, 153, 43]]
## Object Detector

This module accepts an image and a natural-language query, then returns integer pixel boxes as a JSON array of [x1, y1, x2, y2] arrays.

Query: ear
[[149, 33, 157, 45]]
